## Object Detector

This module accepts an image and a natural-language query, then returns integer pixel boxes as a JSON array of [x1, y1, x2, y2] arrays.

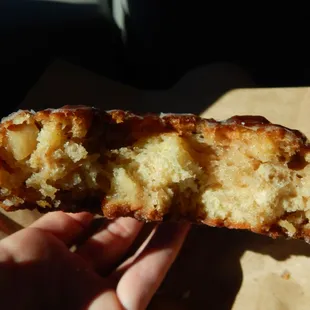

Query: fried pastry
[[0, 106, 309, 240]]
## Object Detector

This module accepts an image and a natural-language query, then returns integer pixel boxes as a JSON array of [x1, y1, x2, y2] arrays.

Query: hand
[[0, 211, 190, 310]]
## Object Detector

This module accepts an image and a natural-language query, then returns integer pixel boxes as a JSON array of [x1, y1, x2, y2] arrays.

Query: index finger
[[30, 211, 94, 245]]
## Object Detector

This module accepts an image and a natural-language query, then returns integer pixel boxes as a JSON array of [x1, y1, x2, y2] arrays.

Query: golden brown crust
[[5, 106, 305, 153], [1, 105, 310, 240]]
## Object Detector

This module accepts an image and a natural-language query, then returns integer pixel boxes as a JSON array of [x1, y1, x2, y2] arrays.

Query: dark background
[[1, 3, 310, 309], [1, 1, 309, 117]]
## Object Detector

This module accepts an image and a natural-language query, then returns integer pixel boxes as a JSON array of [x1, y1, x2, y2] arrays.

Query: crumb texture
[[1, 107, 310, 240]]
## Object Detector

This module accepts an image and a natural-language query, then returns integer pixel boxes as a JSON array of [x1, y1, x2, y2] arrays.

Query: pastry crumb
[[281, 270, 291, 280]]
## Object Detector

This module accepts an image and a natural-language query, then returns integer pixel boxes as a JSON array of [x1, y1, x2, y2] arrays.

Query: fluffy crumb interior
[[1, 113, 310, 237], [106, 131, 310, 235]]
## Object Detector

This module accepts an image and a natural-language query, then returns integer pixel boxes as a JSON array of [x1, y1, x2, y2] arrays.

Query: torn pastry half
[[0, 106, 309, 240]]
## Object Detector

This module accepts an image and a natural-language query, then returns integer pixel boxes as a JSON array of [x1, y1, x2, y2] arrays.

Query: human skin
[[0, 211, 190, 310]]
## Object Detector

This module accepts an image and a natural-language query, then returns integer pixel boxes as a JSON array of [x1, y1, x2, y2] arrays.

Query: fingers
[[76, 217, 144, 274], [30, 211, 94, 245], [116, 222, 190, 310]]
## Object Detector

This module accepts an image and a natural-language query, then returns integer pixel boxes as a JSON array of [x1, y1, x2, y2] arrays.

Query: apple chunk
[[7, 123, 39, 160]]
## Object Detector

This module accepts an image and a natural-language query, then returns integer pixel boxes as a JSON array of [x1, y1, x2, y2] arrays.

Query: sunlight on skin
[[0, 211, 190, 310]]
